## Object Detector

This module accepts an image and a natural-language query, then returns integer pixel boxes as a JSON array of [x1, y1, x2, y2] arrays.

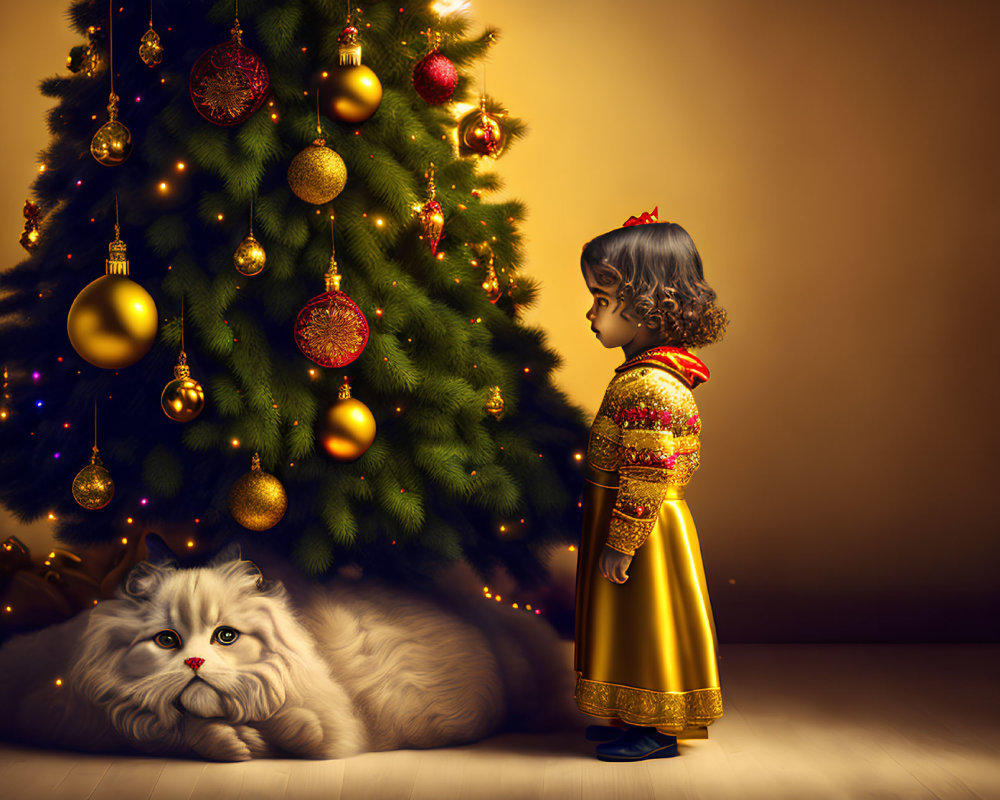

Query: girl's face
[[582, 262, 643, 350]]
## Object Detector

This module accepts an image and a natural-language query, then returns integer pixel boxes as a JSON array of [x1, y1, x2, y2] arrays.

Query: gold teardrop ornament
[[139, 27, 164, 67], [234, 233, 266, 276]]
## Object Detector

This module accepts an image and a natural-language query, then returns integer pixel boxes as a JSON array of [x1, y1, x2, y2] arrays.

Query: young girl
[[573, 208, 727, 761]]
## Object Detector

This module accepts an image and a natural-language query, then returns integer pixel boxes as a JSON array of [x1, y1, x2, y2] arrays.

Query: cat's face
[[71, 558, 295, 747]]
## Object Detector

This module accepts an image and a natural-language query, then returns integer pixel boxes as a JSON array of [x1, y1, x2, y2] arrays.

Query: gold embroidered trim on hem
[[575, 676, 723, 732]]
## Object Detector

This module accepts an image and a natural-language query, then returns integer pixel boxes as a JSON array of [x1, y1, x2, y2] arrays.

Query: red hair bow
[[622, 206, 660, 227]]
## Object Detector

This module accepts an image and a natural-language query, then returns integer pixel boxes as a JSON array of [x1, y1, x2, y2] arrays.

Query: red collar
[[616, 346, 710, 389]]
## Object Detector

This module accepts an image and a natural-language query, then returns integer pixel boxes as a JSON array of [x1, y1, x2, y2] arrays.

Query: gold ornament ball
[[287, 139, 348, 205], [228, 459, 288, 531], [234, 233, 266, 276], [67, 274, 159, 369], [72, 461, 114, 511], [318, 394, 376, 461], [457, 107, 507, 158], [161, 377, 205, 422], [90, 120, 133, 167], [325, 64, 382, 123]]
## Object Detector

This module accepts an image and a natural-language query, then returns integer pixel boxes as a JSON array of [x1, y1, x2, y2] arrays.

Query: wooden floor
[[1, 644, 997, 800]]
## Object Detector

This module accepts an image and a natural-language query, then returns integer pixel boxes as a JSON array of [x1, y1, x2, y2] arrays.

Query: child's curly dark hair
[[581, 222, 728, 348]]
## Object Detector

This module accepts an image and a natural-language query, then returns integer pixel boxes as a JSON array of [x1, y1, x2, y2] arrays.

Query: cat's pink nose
[[185, 657, 205, 671]]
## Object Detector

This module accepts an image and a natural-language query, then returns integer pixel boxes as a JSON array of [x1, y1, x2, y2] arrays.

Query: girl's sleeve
[[603, 370, 700, 556]]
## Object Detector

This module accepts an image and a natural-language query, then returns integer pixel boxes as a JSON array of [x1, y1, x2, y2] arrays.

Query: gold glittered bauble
[[234, 233, 266, 276], [67, 275, 158, 369], [90, 119, 133, 167], [324, 64, 382, 124], [287, 139, 347, 205], [318, 382, 376, 461], [160, 356, 205, 422], [72, 449, 114, 511], [228, 453, 288, 531]]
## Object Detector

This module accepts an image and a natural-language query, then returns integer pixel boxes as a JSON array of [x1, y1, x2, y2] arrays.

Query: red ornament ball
[[294, 289, 369, 369], [412, 51, 458, 105], [190, 33, 270, 126]]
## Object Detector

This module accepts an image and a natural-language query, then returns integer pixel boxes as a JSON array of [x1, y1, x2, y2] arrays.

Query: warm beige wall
[[3, 0, 998, 639]]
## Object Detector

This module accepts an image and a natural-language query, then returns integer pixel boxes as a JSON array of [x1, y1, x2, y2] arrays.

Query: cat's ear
[[123, 560, 174, 600], [208, 542, 243, 565]]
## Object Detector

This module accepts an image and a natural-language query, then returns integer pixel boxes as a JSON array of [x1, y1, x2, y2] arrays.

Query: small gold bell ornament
[[317, 379, 376, 461], [228, 453, 287, 531], [67, 209, 158, 370], [485, 385, 505, 418]]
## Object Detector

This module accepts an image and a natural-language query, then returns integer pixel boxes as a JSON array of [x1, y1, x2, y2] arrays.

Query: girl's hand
[[599, 545, 633, 584]]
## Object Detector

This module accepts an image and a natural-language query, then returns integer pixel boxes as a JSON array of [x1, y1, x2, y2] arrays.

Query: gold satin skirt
[[574, 484, 723, 734]]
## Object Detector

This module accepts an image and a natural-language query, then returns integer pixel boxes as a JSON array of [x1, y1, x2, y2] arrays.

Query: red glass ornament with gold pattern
[[294, 224, 368, 369], [190, 14, 269, 126]]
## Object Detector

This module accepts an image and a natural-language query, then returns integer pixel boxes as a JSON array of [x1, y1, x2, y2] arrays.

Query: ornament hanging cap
[[338, 378, 352, 400], [231, 0, 243, 45], [250, 452, 261, 471], [338, 5, 361, 66], [106, 199, 129, 276], [173, 350, 191, 380]]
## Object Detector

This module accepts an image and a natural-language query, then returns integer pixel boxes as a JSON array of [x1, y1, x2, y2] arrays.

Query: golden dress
[[574, 346, 723, 735]]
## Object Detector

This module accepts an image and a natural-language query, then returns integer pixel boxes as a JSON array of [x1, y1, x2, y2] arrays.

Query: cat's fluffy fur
[[0, 555, 575, 760]]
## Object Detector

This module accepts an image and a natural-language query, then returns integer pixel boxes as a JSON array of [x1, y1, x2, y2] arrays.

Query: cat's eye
[[213, 626, 240, 646], [153, 629, 181, 649]]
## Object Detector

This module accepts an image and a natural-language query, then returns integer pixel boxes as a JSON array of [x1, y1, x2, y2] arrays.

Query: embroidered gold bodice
[[586, 364, 702, 556]]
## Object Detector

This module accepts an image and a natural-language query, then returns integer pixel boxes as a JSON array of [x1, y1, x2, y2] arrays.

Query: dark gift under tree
[[0, 0, 587, 589]]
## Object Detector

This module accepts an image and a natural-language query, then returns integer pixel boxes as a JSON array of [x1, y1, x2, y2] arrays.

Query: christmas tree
[[0, 0, 587, 587]]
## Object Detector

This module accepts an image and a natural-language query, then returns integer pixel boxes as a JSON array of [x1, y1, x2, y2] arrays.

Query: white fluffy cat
[[0, 553, 575, 760]]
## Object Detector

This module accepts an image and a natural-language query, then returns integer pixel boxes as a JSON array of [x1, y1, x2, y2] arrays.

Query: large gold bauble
[[325, 64, 382, 124], [234, 233, 266, 276], [161, 375, 205, 422], [90, 120, 133, 166], [228, 454, 288, 531], [72, 453, 114, 511], [318, 384, 376, 461], [287, 139, 348, 205], [67, 274, 158, 369]]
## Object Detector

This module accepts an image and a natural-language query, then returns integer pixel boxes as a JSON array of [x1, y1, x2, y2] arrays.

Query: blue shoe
[[585, 724, 626, 742], [595, 726, 678, 761]]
